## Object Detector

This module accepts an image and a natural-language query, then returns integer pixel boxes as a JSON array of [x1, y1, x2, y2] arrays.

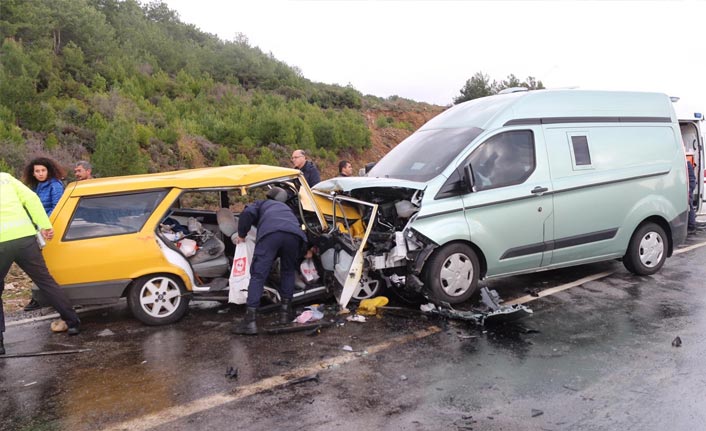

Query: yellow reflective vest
[[0, 172, 52, 243]]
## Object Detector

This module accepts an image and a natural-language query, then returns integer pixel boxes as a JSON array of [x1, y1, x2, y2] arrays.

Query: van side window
[[469, 130, 535, 191], [65, 190, 168, 240], [571, 135, 592, 167]]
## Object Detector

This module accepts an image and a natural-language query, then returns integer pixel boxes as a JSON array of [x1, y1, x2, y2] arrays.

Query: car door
[[308, 191, 378, 309], [461, 128, 554, 277]]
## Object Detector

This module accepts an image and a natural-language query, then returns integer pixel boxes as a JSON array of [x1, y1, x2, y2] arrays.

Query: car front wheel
[[128, 274, 190, 325], [424, 243, 479, 304]]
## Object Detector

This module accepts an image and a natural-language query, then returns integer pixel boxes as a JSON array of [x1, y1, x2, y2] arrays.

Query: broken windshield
[[367, 127, 483, 182]]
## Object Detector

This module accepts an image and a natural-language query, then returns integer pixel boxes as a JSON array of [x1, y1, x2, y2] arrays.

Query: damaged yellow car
[[34, 165, 377, 325]]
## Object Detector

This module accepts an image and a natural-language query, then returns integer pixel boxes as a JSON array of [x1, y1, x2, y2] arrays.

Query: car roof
[[66, 165, 302, 196]]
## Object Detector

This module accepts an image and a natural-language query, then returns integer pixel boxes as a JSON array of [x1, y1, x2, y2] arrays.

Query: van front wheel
[[425, 243, 479, 304], [623, 223, 667, 275], [128, 274, 190, 325]]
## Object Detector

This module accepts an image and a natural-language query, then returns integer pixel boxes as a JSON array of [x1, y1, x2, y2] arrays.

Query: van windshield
[[367, 127, 483, 181]]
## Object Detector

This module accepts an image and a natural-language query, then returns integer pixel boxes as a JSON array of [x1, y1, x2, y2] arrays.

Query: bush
[[92, 118, 148, 176]]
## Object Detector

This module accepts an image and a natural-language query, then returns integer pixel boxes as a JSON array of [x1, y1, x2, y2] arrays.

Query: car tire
[[623, 222, 667, 276], [424, 243, 479, 304], [127, 274, 190, 325]]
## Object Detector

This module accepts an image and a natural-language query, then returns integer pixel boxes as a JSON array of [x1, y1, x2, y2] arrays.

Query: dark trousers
[[689, 191, 697, 229], [0, 236, 80, 332], [246, 232, 302, 308]]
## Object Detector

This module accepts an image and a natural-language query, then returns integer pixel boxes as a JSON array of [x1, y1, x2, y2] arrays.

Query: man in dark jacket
[[687, 160, 697, 232], [232, 187, 307, 335], [338, 160, 353, 177], [291, 149, 321, 186]]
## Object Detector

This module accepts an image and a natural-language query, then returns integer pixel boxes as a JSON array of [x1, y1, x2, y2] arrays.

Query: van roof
[[65, 165, 302, 196], [422, 89, 676, 131]]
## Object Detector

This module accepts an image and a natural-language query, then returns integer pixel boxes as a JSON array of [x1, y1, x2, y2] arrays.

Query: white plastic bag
[[177, 238, 198, 257], [228, 239, 254, 304], [300, 258, 319, 283]]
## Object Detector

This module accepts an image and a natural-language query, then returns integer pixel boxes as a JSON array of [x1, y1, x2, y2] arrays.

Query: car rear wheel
[[623, 222, 667, 275], [424, 243, 479, 304], [128, 274, 190, 325]]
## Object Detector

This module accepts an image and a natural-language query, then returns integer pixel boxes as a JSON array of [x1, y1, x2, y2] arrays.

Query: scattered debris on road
[[225, 366, 239, 380], [420, 287, 533, 325], [531, 408, 544, 417], [672, 336, 682, 347], [346, 314, 367, 323], [282, 373, 319, 388], [264, 320, 335, 335]]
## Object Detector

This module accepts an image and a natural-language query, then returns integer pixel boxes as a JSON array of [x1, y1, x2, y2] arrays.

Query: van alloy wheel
[[128, 274, 190, 325], [425, 243, 480, 304], [623, 222, 667, 276]]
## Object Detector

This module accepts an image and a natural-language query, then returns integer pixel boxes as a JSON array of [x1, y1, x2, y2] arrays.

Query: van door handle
[[531, 186, 548, 195]]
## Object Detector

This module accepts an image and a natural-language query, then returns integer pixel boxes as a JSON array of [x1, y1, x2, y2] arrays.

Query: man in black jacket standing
[[291, 149, 320, 186], [231, 187, 307, 335]]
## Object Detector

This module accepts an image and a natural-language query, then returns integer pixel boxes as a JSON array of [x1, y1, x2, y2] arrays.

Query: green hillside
[[0, 0, 430, 179]]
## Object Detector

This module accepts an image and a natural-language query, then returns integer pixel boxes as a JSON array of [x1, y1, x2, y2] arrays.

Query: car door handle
[[531, 186, 548, 194]]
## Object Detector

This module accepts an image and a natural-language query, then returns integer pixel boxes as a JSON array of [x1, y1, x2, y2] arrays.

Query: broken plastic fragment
[[225, 366, 239, 380], [672, 336, 682, 347], [420, 303, 437, 313], [346, 315, 367, 323], [342, 345, 353, 352]]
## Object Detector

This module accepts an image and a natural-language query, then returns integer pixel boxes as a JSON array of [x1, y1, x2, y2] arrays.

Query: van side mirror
[[464, 164, 475, 192], [364, 162, 376, 173]]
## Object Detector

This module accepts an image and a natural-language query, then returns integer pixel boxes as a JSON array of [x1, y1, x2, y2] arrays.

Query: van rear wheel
[[425, 243, 479, 304], [623, 223, 667, 275], [128, 274, 190, 325]]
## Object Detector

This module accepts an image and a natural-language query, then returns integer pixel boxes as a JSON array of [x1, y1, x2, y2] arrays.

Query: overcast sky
[[160, 0, 705, 111]]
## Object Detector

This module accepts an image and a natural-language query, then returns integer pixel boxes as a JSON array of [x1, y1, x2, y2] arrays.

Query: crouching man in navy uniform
[[231, 187, 307, 335]]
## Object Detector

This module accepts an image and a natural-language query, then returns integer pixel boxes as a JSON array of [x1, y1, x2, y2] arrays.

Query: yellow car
[[34, 165, 377, 325]]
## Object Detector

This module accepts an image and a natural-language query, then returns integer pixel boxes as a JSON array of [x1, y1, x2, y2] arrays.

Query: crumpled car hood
[[313, 176, 426, 194]]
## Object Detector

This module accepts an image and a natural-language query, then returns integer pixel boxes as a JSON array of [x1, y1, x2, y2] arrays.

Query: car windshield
[[367, 127, 483, 181]]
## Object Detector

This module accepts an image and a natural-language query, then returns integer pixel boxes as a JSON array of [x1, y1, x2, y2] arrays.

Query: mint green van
[[315, 90, 689, 306]]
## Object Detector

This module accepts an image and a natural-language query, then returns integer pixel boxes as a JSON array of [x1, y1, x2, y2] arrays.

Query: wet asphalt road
[[3, 231, 706, 431]]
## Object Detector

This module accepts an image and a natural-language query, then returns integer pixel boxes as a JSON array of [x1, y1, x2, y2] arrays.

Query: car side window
[[65, 190, 168, 240], [468, 130, 535, 191]]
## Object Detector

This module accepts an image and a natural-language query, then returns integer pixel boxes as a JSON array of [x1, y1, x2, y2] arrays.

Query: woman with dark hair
[[22, 157, 65, 216]]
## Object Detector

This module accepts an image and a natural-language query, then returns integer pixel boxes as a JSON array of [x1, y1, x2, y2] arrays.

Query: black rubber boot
[[0, 332, 5, 356], [232, 307, 258, 335], [279, 299, 294, 325]]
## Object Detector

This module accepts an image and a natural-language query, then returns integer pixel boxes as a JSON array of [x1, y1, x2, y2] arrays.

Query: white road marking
[[673, 239, 706, 255], [6, 304, 118, 328], [504, 239, 706, 306], [101, 326, 442, 431], [503, 270, 616, 306]]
